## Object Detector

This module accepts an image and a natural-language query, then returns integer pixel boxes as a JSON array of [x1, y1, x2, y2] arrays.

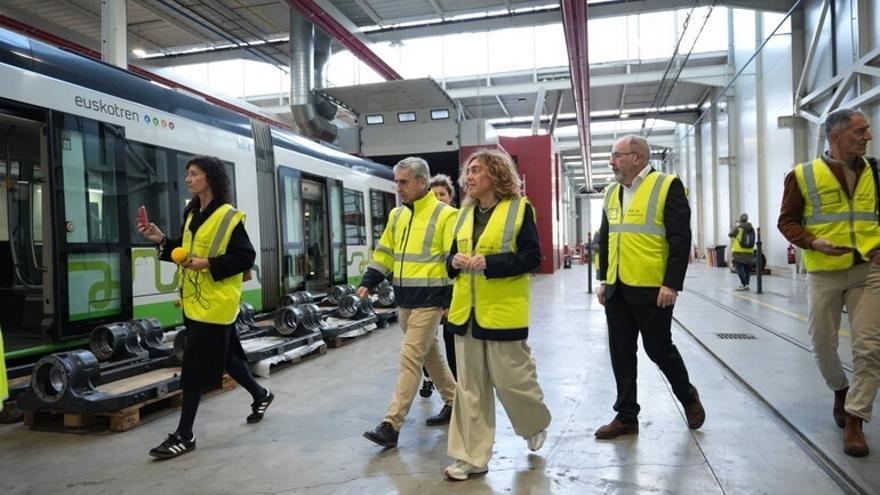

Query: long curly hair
[[186, 155, 233, 210], [459, 149, 522, 207]]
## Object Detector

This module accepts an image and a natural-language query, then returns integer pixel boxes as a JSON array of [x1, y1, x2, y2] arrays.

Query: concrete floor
[[0, 263, 868, 494]]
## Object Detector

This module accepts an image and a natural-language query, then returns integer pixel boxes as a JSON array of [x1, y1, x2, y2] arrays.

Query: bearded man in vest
[[778, 108, 880, 457], [595, 135, 705, 440], [358, 157, 458, 448]]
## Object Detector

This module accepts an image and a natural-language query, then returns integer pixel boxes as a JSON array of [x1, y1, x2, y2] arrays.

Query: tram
[[0, 28, 396, 360]]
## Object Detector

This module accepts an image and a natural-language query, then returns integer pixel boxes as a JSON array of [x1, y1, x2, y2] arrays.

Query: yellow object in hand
[[171, 247, 191, 265]]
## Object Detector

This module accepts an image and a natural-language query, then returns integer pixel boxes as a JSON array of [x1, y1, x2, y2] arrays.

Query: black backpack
[[740, 228, 755, 249]]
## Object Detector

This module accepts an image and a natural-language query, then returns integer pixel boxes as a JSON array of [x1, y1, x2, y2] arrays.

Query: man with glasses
[[594, 135, 705, 439]]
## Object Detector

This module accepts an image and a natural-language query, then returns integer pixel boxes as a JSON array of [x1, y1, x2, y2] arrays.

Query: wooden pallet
[[251, 342, 328, 377], [23, 371, 235, 433], [326, 329, 375, 348]]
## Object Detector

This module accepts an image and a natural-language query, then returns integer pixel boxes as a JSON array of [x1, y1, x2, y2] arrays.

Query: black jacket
[[445, 203, 542, 341], [159, 199, 256, 281], [598, 172, 691, 304]]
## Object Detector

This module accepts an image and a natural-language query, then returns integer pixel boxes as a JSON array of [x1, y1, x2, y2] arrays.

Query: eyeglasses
[[611, 151, 640, 160]]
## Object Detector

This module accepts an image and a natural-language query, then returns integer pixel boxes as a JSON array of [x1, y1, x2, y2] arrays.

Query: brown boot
[[595, 418, 639, 439], [684, 389, 706, 430], [843, 414, 869, 457], [833, 388, 848, 428]]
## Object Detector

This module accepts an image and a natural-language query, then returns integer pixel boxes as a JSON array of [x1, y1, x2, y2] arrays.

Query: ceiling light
[[619, 113, 630, 119], [132, 48, 147, 58]]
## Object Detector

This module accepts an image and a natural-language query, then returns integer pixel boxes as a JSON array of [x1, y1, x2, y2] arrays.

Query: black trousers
[[605, 289, 695, 423]]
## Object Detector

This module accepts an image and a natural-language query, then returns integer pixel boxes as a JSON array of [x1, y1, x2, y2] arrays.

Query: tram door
[[46, 112, 131, 340], [0, 112, 49, 346], [277, 169, 346, 296]]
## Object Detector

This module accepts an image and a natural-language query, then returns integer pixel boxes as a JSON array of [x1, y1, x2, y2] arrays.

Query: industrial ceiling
[[0, 0, 796, 188]]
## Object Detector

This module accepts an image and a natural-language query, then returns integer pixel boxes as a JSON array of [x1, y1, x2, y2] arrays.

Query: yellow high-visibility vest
[[604, 172, 675, 287], [368, 190, 456, 290], [448, 198, 530, 331], [731, 227, 755, 254], [181, 204, 246, 324], [794, 157, 880, 272]]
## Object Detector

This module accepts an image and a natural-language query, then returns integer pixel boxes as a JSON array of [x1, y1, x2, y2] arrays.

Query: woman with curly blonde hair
[[443, 149, 551, 481]]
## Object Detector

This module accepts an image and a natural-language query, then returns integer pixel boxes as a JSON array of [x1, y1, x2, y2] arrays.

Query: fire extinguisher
[[787, 244, 796, 264]]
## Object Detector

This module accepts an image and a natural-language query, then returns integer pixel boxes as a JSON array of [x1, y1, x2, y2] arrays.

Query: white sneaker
[[527, 429, 547, 451], [443, 460, 488, 481]]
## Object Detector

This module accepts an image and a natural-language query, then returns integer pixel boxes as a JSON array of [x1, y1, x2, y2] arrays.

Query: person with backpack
[[729, 213, 756, 290]]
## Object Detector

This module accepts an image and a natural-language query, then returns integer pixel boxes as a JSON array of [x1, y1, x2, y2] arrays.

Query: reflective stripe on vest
[[795, 158, 880, 272], [181, 204, 246, 324], [448, 198, 530, 331], [604, 172, 674, 287], [367, 190, 455, 289]]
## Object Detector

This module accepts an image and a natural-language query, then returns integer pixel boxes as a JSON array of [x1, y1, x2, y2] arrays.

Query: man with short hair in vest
[[595, 134, 706, 440], [357, 156, 458, 448], [778, 108, 880, 457]]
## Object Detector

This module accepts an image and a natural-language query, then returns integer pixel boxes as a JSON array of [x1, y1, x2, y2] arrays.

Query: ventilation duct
[[290, 10, 337, 142]]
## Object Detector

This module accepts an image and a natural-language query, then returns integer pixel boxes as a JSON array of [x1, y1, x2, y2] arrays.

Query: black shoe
[[419, 378, 434, 398], [247, 389, 274, 424], [363, 421, 399, 447], [426, 404, 452, 426], [149, 433, 196, 460]]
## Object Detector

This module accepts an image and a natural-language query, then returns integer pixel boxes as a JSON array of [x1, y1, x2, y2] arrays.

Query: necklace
[[477, 201, 498, 214]]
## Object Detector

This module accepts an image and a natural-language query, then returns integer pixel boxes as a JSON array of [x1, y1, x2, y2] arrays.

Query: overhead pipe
[[561, 0, 593, 191], [283, 0, 401, 81], [0, 15, 290, 130], [290, 10, 337, 141]]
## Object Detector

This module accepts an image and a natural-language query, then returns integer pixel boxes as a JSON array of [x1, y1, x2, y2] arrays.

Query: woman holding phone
[[138, 155, 272, 460]]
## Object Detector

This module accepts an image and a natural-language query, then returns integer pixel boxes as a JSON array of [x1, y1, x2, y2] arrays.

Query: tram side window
[[60, 125, 120, 243], [126, 142, 172, 245], [369, 189, 396, 249], [343, 188, 366, 246]]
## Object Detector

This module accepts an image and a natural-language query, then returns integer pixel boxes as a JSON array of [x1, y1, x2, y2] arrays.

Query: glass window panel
[[343, 188, 366, 245], [489, 26, 536, 74], [60, 121, 120, 244], [442, 32, 489, 78], [126, 142, 172, 245], [283, 175, 303, 244]]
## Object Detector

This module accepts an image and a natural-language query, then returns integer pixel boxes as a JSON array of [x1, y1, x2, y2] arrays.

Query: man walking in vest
[[778, 108, 880, 457], [595, 135, 705, 440], [357, 156, 457, 448], [729, 213, 756, 290]]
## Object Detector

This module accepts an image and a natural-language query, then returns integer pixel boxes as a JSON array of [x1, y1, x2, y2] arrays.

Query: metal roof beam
[[447, 63, 728, 100], [362, 1, 794, 43], [351, 0, 385, 27]]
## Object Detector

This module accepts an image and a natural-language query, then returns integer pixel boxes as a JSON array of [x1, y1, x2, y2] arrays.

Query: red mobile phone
[[138, 205, 149, 228]]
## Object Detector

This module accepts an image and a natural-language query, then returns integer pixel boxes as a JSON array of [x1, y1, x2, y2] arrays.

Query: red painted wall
[[459, 138, 561, 274]]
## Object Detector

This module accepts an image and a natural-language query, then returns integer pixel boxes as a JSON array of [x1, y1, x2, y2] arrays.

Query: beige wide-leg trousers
[[447, 329, 551, 467]]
